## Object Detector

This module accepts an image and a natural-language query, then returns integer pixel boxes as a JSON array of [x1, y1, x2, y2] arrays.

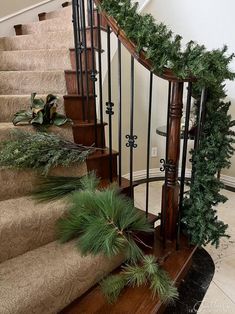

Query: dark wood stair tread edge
[[70, 47, 105, 53], [87, 150, 119, 160], [72, 121, 107, 127], [64, 94, 96, 99], [61, 227, 196, 313]]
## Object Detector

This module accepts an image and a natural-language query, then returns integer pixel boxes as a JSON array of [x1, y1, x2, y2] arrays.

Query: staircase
[[0, 2, 125, 313]]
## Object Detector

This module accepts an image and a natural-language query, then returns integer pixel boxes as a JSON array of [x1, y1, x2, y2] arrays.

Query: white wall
[[105, 0, 235, 179], [142, 0, 235, 177]]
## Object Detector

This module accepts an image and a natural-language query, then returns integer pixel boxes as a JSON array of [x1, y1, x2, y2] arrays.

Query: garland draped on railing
[[99, 0, 235, 247]]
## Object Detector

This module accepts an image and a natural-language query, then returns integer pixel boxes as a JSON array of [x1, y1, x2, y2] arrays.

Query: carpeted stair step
[[0, 122, 74, 142], [0, 94, 64, 122], [0, 31, 74, 51], [41, 6, 72, 21], [0, 162, 86, 202], [0, 240, 123, 314], [0, 71, 66, 95], [0, 197, 67, 263], [0, 122, 87, 201], [0, 121, 74, 142], [0, 49, 72, 71], [20, 17, 72, 35]]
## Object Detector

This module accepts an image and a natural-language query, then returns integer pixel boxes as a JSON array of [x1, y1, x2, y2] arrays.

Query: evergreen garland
[[0, 130, 93, 175], [99, 0, 235, 247], [101, 255, 178, 303]]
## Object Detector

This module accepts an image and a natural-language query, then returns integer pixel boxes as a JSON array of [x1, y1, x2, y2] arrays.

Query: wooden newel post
[[161, 82, 184, 242]]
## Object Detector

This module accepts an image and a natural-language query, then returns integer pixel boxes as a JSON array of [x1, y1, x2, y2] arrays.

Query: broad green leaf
[[12, 110, 33, 125], [31, 111, 44, 125], [53, 113, 70, 126]]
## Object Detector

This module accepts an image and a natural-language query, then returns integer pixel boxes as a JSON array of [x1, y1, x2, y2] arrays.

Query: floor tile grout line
[[213, 280, 235, 305]]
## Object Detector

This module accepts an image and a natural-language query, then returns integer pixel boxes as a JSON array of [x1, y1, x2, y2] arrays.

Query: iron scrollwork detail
[[90, 70, 98, 82], [106, 102, 114, 115], [126, 135, 138, 148], [77, 42, 84, 54], [160, 158, 176, 173]]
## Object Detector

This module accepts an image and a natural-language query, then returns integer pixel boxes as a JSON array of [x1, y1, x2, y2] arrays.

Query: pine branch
[[58, 184, 153, 260], [101, 254, 178, 304], [0, 130, 94, 175], [32, 172, 100, 202]]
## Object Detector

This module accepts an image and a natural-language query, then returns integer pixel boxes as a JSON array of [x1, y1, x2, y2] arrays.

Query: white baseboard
[[124, 168, 235, 188]]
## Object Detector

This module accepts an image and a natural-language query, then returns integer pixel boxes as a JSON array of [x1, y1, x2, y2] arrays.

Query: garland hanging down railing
[[97, 0, 235, 247]]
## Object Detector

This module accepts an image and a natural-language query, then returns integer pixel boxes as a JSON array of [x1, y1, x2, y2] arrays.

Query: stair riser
[[0, 32, 74, 51], [87, 153, 118, 180], [0, 71, 66, 95], [13, 23, 98, 47], [70, 48, 94, 72], [0, 163, 87, 201], [0, 240, 123, 314], [91, 10, 108, 29], [64, 95, 96, 121], [0, 198, 67, 263], [0, 50, 72, 71], [0, 95, 64, 122], [0, 30, 97, 51], [65, 71, 93, 95], [73, 124, 106, 148], [20, 20, 73, 35], [42, 6, 72, 20]]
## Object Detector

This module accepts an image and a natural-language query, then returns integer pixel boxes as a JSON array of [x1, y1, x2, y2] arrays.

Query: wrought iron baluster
[[106, 25, 114, 182], [88, 0, 98, 146], [80, 0, 90, 121], [118, 40, 122, 186], [146, 71, 153, 217], [192, 87, 207, 183], [72, 0, 80, 95], [177, 82, 192, 250], [161, 81, 172, 247], [97, 10, 105, 148], [126, 56, 137, 198]]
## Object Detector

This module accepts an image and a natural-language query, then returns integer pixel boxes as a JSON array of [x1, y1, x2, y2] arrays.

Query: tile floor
[[134, 181, 235, 313]]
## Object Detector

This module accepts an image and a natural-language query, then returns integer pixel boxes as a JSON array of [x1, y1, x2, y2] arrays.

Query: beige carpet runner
[[0, 3, 121, 313]]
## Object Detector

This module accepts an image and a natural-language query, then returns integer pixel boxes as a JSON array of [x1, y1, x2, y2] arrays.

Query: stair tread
[[0, 30, 73, 41], [0, 122, 74, 142], [73, 120, 107, 127], [0, 240, 123, 314], [88, 149, 119, 160], [0, 70, 67, 95], [64, 228, 196, 314], [0, 31, 74, 51], [44, 5, 72, 21], [0, 49, 72, 71], [0, 94, 65, 122], [0, 196, 66, 263]]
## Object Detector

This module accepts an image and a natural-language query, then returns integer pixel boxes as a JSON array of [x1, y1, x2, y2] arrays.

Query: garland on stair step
[[57, 175, 178, 303], [12, 93, 71, 127], [99, 0, 235, 247], [0, 130, 93, 175], [32, 172, 99, 202], [101, 255, 178, 303]]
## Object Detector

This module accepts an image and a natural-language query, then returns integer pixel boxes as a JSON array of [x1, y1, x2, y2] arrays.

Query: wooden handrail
[[94, 0, 196, 83]]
